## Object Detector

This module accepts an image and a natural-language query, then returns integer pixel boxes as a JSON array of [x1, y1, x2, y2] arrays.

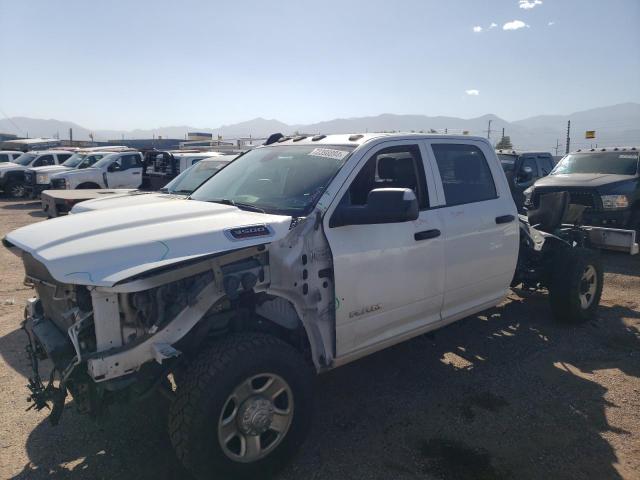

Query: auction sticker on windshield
[[308, 148, 350, 160]]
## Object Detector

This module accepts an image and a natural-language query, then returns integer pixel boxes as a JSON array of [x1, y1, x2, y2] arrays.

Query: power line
[[0, 107, 26, 136]]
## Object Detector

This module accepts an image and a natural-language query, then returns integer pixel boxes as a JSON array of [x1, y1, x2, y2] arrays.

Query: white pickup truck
[[0, 149, 75, 197], [48, 150, 143, 190], [23, 146, 133, 198], [4, 133, 632, 480]]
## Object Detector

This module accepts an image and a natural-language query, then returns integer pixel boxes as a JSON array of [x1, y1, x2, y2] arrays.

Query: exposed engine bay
[[17, 213, 336, 424]]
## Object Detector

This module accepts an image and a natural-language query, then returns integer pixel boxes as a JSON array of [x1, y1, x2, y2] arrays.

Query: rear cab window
[[430, 143, 497, 206]]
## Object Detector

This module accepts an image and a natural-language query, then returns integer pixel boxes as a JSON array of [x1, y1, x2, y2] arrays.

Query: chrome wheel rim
[[218, 373, 294, 463], [10, 184, 24, 198], [579, 265, 597, 309]]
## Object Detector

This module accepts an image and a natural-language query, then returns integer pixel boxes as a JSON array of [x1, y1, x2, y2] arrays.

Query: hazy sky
[[1, 0, 638, 129]]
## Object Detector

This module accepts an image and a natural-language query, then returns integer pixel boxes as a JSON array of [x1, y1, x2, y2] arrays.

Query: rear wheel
[[169, 333, 313, 480], [548, 247, 603, 323]]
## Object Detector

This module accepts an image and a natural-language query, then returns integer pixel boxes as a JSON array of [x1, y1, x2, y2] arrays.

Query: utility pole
[[69, 128, 73, 143], [565, 120, 571, 154], [487, 120, 492, 140], [555, 139, 560, 156]]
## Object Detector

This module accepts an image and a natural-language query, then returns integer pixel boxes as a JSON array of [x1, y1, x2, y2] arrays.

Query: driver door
[[108, 154, 142, 188], [324, 141, 445, 359]]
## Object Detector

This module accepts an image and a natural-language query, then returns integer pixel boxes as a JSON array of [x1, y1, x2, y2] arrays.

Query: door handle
[[414, 229, 441, 241], [496, 214, 515, 224], [132, 172, 141, 175]]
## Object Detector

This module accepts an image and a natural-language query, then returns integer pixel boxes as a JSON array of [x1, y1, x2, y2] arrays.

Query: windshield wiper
[[209, 198, 265, 213]]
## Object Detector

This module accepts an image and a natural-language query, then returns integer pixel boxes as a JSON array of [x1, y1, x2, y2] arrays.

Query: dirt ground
[[0, 198, 638, 480]]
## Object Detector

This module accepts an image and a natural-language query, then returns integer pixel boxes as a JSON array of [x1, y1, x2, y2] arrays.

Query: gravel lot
[[0, 198, 638, 480]]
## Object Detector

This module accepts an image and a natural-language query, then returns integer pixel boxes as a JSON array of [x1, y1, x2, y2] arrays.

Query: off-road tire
[[548, 247, 603, 323], [168, 333, 314, 480]]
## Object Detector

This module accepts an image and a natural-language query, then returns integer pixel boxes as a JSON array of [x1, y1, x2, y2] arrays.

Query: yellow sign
[[585, 130, 596, 139]]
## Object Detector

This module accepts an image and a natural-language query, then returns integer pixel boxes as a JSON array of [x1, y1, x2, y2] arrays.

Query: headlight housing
[[36, 174, 49, 184], [601, 194, 629, 210]]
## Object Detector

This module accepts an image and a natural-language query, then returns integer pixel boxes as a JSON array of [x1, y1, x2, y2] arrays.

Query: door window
[[120, 154, 141, 169], [431, 144, 497, 205], [538, 156, 554, 175], [34, 155, 54, 167], [343, 144, 428, 209], [56, 154, 72, 163], [0, 154, 9, 162]]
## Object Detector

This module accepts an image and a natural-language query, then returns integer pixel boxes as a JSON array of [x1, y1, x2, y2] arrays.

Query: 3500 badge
[[225, 224, 274, 241]]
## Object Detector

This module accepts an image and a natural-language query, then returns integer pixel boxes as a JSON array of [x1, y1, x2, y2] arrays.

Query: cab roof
[[572, 146, 639, 154], [495, 149, 552, 156], [28, 149, 77, 155], [270, 132, 488, 147]]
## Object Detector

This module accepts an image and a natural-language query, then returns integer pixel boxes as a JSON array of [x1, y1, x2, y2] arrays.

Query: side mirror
[[108, 162, 121, 172], [331, 188, 419, 228]]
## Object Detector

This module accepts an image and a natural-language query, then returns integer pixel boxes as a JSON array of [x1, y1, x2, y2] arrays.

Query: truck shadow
[[0, 200, 41, 209], [9, 294, 639, 480], [601, 250, 640, 277]]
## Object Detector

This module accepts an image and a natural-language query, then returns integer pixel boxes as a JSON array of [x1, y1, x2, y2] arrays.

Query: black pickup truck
[[524, 147, 640, 233], [497, 150, 555, 211]]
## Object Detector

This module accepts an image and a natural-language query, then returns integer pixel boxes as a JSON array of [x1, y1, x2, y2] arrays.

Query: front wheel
[[548, 247, 603, 323], [169, 333, 314, 480], [6, 181, 25, 198]]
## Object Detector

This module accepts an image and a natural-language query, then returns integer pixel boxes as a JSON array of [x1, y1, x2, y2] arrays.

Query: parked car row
[[0, 146, 240, 200], [41, 155, 237, 217], [5, 132, 636, 480]]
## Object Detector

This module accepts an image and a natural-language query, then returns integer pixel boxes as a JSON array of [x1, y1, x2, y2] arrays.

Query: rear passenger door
[[426, 140, 518, 321]]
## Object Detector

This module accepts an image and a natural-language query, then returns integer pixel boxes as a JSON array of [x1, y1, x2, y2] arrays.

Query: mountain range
[[1, 102, 638, 152]]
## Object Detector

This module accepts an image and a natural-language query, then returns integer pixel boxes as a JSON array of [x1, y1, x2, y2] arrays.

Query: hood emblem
[[225, 224, 274, 241]]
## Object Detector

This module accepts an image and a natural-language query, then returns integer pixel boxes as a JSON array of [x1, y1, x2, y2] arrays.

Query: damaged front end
[[18, 245, 270, 423], [13, 210, 337, 425]]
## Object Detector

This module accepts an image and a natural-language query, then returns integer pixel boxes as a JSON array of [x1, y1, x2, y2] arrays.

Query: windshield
[[498, 154, 517, 172], [93, 153, 118, 169], [190, 145, 354, 216], [163, 160, 230, 194], [62, 153, 87, 167], [13, 153, 36, 166], [552, 152, 639, 176]]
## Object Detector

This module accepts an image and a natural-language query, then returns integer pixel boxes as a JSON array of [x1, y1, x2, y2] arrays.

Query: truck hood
[[534, 173, 636, 188], [72, 191, 185, 213], [5, 199, 292, 287], [30, 165, 70, 174], [0, 163, 27, 172], [51, 167, 100, 179]]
